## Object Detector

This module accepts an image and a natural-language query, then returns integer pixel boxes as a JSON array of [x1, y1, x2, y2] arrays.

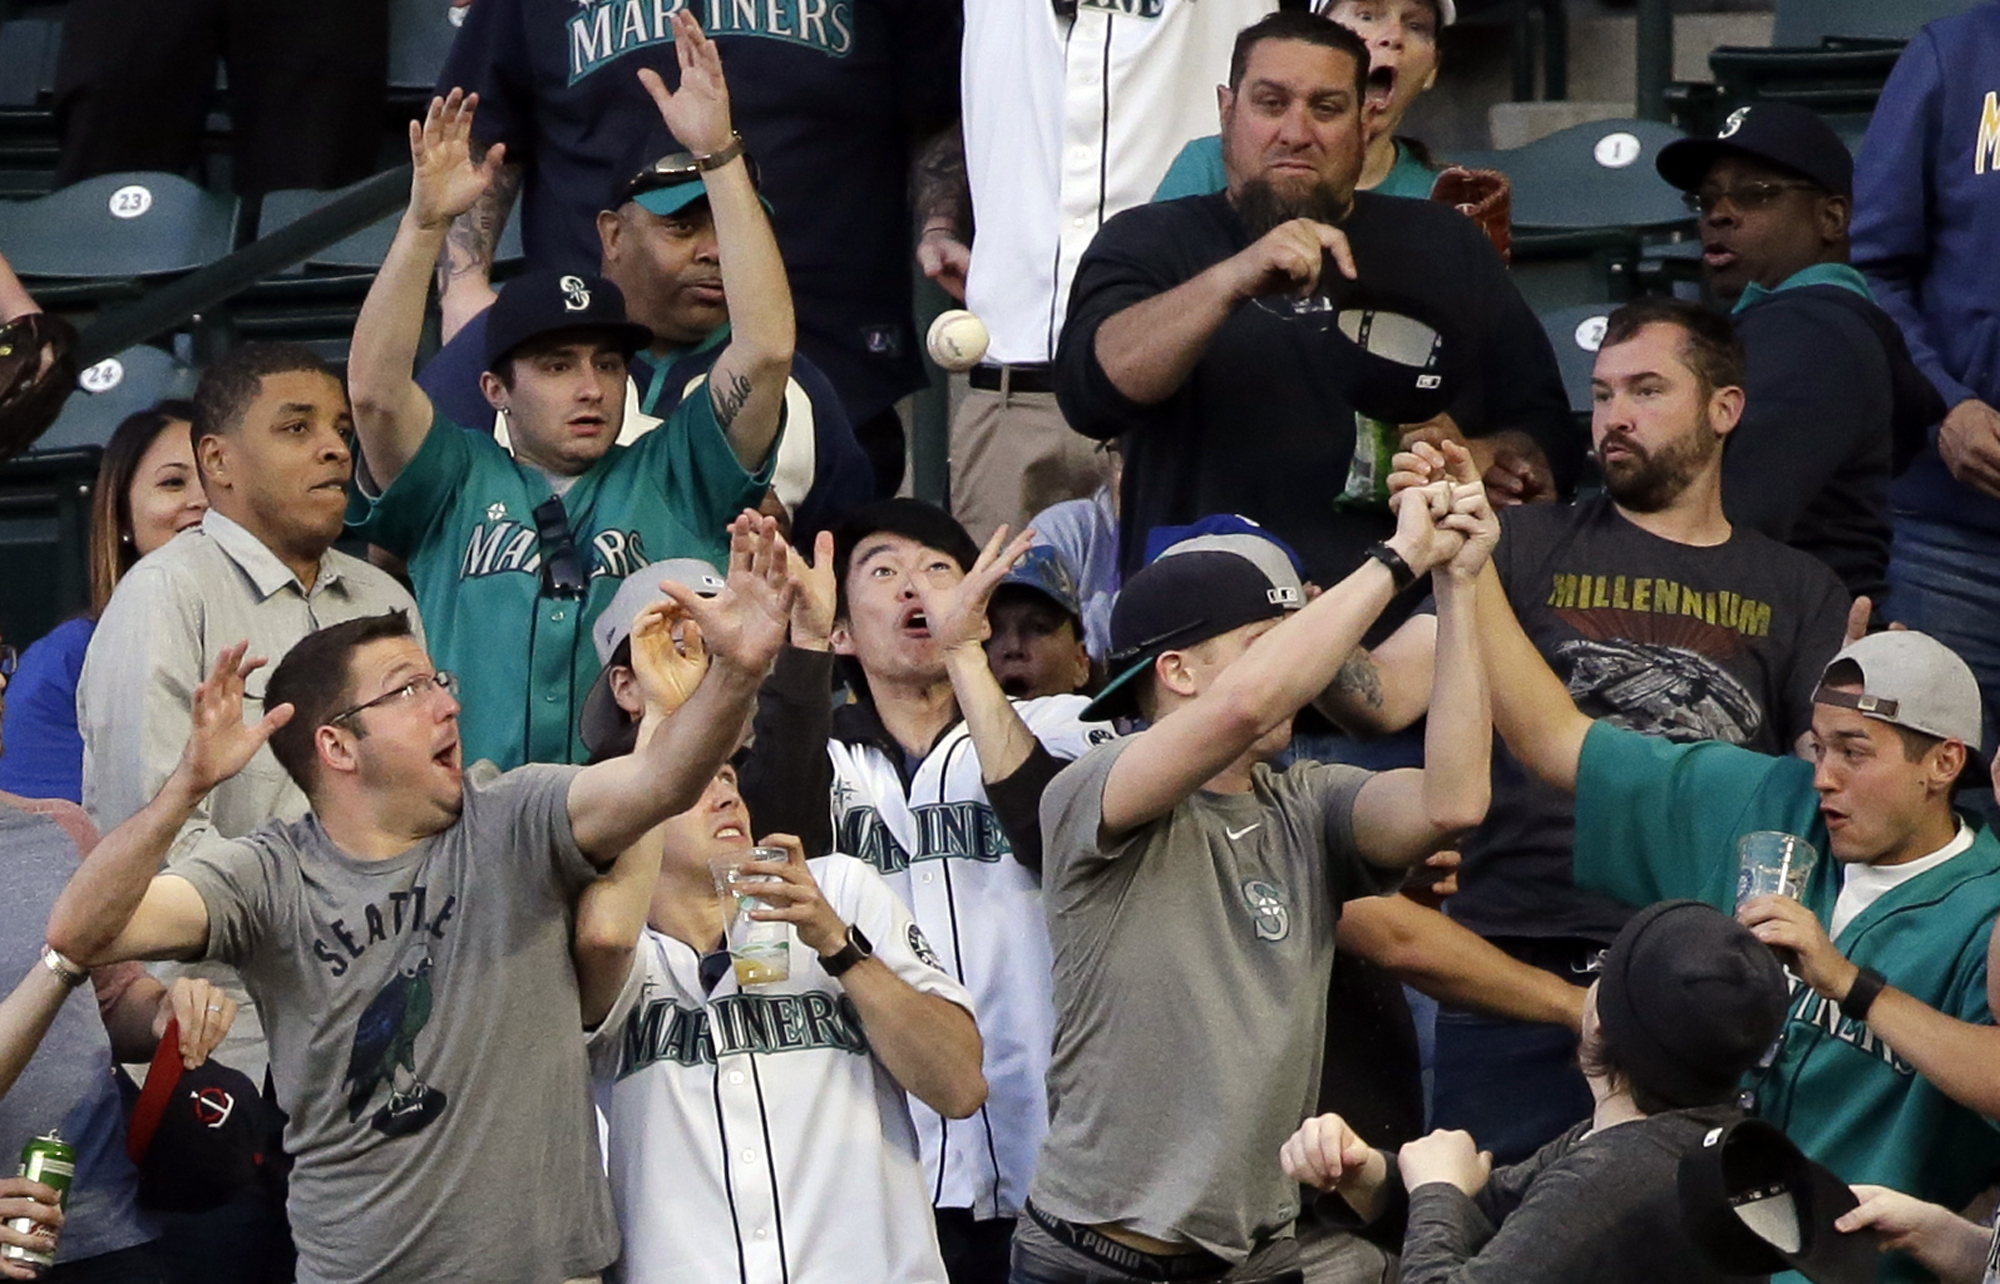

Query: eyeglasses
[[0, 645, 15, 679], [533, 495, 589, 600], [1682, 181, 1820, 216], [327, 671, 456, 726], [617, 151, 761, 208]]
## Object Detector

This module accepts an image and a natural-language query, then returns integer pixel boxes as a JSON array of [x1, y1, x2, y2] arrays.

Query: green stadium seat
[[1537, 303, 1617, 415], [0, 173, 241, 303], [1772, 0, 1978, 46], [33, 344, 198, 455], [1453, 118, 1690, 233], [0, 447, 98, 646]]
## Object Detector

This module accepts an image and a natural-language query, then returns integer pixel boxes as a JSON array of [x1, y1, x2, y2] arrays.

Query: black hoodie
[[1725, 282, 1946, 603]]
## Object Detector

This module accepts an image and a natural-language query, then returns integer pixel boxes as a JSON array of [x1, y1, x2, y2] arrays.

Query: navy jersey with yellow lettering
[[347, 399, 768, 769], [439, 0, 960, 425], [1451, 495, 1848, 942]]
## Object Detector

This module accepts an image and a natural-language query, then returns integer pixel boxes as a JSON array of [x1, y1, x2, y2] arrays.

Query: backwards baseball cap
[[579, 558, 727, 758], [483, 270, 655, 374], [1595, 899, 1788, 1110], [1324, 276, 1459, 425], [1813, 630, 1984, 751], [1655, 102, 1854, 200], [1083, 528, 1305, 722], [1678, 1117, 1876, 1284], [995, 545, 1083, 623], [126, 1020, 266, 1213]]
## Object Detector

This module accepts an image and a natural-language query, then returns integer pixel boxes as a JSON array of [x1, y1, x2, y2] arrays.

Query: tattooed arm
[[436, 153, 521, 343], [1312, 614, 1439, 737], [913, 122, 970, 303], [640, 16, 791, 470]]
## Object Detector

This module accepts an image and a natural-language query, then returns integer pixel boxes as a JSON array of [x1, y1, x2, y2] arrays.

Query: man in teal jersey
[[347, 15, 794, 770], [1153, 0, 1453, 203], [1470, 525, 2000, 1284]]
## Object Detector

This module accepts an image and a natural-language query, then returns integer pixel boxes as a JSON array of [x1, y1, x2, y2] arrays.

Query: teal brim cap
[[631, 183, 775, 219]]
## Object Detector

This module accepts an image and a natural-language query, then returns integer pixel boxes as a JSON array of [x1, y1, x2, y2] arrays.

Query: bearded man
[[1052, 8, 1575, 608]]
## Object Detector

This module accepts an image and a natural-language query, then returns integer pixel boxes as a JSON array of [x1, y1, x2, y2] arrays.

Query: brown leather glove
[[0, 312, 79, 465], [1429, 166, 1512, 264]]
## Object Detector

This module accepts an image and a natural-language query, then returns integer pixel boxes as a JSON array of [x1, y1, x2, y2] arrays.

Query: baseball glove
[[0, 312, 80, 465]]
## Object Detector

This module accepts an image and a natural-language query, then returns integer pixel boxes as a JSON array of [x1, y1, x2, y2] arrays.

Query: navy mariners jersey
[[347, 398, 769, 769], [440, 0, 961, 424]]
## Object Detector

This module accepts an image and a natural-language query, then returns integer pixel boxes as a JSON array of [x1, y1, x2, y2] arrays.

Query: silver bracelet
[[41, 946, 88, 989]]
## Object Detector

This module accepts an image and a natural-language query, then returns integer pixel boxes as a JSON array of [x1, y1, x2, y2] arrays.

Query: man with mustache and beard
[[1054, 9, 1575, 609], [1319, 296, 1848, 1167]]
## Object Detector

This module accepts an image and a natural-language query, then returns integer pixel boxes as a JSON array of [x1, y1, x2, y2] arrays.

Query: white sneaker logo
[[1225, 823, 1261, 841]]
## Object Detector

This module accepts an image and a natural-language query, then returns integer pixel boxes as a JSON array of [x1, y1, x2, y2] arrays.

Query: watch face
[[850, 926, 873, 957]]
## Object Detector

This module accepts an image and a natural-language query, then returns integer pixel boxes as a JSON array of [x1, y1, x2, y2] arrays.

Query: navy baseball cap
[[126, 1020, 266, 1213], [483, 270, 655, 373], [1325, 275, 1459, 425], [1084, 536, 1304, 722], [1656, 102, 1853, 199], [995, 545, 1083, 622]]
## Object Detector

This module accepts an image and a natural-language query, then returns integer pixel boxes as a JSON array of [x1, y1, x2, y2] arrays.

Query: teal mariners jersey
[[1572, 722, 2000, 1284], [348, 399, 770, 769]]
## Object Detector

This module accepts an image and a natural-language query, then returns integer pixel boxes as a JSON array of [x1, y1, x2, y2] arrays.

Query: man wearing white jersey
[[927, 0, 1280, 544], [572, 584, 984, 1283], [827, 499, 1116, 1283]]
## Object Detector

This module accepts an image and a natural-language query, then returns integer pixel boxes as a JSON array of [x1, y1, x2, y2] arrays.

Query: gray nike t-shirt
[[176, 762, 616, 1284], [1030, 738, 1395, 1263]]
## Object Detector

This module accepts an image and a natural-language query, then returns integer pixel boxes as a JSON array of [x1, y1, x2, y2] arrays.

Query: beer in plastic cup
[[706, 848, 792, 985], [1735, 831, 1819, 911]]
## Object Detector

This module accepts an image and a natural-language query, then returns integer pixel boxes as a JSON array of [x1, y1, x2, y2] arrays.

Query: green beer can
[[2, 1129, 73, 1269]]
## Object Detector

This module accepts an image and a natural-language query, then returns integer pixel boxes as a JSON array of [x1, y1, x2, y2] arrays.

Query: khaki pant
[[948, 383, 1107, 546]]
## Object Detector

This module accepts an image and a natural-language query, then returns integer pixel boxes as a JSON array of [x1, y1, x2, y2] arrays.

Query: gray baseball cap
[[580, 558, 725, 758], [1813, 631, 1983, 751]]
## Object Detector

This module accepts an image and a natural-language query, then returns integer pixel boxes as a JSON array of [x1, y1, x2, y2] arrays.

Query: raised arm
[[912, 122, 970, 303], [1091, 218, 1354, 406], [1479, 562, 1591, 794], [348, 90, 508, 488], [1349, 451, 1497, 867], [568, 513, 794, 861], [1099, 482, 1460, 837], [919, 526, 1043, 785], [437, 152, 521, 343], [573, 599, 712, 1025], [638, 13, 792, 473], [48, 644, 292, 966]]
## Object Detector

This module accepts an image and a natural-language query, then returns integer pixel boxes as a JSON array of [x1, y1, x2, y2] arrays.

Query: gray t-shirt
[[176, 763, 616, 1284], [1030, 739, 1392, 1262]]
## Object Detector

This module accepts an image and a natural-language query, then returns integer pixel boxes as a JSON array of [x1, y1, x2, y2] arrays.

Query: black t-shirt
[[1055, 190, 1580, 593], [1451, 498, 1849, 942], [438, 0, 960, 424]]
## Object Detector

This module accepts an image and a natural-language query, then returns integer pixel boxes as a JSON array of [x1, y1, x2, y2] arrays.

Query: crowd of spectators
[[3, 3, 2000, 1284]]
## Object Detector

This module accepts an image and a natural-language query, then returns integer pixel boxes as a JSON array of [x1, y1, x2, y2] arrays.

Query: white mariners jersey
[[589, 855, 973, 1284], [960, 0, 1279, 364], [828, 695, 1118, 1218]]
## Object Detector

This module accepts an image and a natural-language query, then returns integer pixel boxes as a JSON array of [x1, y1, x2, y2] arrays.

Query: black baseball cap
[[833, 498, 981, 589], [1596, 899, 1788, 1109], [1656, 102, 1853, 199], [1325, 274, 1459, 425], [483, 269, 655, 373], [126, 1019, 266, 1213], [1083, 537, 1304, 722], [1678, 1117, 1876, 1284]]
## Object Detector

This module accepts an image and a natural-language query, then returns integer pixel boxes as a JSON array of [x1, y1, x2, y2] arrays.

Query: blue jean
[[1886, 517, 2000, 821]]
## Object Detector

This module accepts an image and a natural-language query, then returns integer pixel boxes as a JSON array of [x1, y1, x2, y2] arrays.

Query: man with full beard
[[1053, 9, 1574, 603], [1319, 296, 1849, 1166]]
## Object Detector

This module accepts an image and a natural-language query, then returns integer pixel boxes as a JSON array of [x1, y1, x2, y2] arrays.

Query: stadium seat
[[0, 447, 97, 646], [1772, 0, 1977, 46], [1537, 303, 1616, 416], [0, 173, 241, 302], [31, 343, 199, 455], [390, 0, 463, 97], [256, 178, 522, 275], [0, 7, 62, 197]]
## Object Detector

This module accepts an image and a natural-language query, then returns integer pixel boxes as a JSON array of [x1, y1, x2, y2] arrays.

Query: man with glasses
[[413, 120, 873, 547], [1653, 102, 1945, 604], [75, 343, 421, 1281], [42, 509, 795, 1284], [348, 18, 794, 770]]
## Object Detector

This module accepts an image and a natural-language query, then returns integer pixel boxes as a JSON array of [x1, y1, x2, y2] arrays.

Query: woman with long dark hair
[[0, 401, 205, 800]]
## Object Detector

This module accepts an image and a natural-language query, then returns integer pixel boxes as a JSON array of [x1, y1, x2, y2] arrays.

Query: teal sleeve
[[1152, 135, 1228, 202], [1572, 722, 1814, 912], [346, 411, 478, 560], [634, 377, 775, 536]]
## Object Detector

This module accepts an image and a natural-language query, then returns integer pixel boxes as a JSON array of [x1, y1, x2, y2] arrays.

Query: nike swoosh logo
[[1225, 824, 1261, 841]]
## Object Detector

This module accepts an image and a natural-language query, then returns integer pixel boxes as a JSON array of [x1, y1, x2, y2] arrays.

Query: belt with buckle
[[968, 362, 1055, 394]]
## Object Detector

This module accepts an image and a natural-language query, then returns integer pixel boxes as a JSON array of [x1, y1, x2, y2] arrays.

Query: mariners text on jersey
[[619, 989, 870, 1077], [569, 0, 855, 82], [835, 801, 1014, 875], [459, 514, 652, 584]]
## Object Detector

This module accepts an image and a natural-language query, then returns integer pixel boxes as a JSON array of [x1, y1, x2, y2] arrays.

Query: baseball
[[927, 309, 990, 372]]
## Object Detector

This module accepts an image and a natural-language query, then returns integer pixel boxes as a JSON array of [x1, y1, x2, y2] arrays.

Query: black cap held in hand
[[1596, 899, 1788, 1109], [126, 1018, 267, 1213]]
